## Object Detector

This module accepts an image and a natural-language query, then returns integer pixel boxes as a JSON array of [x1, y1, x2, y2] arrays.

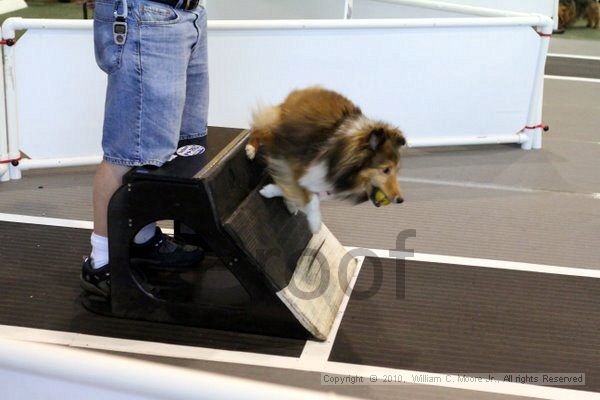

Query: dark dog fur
[[586, 1, 600, 29]]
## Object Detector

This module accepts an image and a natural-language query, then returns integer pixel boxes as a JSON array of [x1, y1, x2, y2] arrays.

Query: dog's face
[[359, 126, 406, 207]]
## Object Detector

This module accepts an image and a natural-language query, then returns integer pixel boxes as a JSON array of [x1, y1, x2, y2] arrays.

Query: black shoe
[[80, 257, 110, 298], [130, 227, 204, 271]]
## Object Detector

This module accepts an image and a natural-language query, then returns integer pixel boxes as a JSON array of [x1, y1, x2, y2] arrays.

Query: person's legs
[[93, 161, 130, 238], [86, 0, 143, 272], [81, 161, 127, 297], [89, 161, 130, 269], [83, 0, 206, 296], [180, 6, 209, 140]]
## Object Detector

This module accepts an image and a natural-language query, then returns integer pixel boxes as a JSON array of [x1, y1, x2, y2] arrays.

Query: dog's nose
[[395, 197, 404, 204]]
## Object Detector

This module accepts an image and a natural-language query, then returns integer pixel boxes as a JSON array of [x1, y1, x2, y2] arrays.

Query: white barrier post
[[344, 0, 354, 19], [552, 0, 560, 29], [2, 17, 22, 179], [521, 17, 552, 150], [408, 134, 528, 148], [0, 26, 11, 182], [533, 79, 545, 149], [0, 165, 7, 182], [0, 163, 8, 183], [533, 23, 552, 150], [17, 155, 103, 171]]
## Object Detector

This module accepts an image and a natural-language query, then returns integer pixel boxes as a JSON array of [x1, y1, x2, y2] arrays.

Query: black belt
[[152, 0, 199, 11]]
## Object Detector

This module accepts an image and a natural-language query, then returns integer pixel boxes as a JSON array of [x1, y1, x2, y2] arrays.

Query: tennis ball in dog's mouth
[[374, 190, 391, 206]]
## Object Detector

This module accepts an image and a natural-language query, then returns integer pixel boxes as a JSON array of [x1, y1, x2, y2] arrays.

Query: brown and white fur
[[586, 0, 600, 29], [558, 0, 578, 30], [245, 86, 406, 234]]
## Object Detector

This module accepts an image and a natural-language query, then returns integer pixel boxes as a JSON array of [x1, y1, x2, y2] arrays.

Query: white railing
[[354, 0, 530, 18], [0, 0, 553, 182], [0, 337, 356, 400], [203, 0, 557, 21], [351, 0, 557, 22], [0, 25, 8, 182]]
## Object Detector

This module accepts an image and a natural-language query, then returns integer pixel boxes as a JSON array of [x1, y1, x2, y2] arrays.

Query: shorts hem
[[103, 155, 165, 168], [180, 128, 208, 140]]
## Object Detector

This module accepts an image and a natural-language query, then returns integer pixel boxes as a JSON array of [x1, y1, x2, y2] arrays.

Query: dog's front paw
[[307, 214, 322, 234], [304, 194, 322, 234], [259, 184, 283, 198], [284, 200, 299, 215], [245, 144, 257, 160]]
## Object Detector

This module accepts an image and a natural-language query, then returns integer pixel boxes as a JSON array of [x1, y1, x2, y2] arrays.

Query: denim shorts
[[93, 0, 208, 167]]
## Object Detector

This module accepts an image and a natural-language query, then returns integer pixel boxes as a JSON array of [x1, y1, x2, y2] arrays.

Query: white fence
[[205, 0, 350, 19], [0, 0, 553, 182], [204, 0, 559, 22], [416, 0, 558, 24], [204, 0, 558, 26]]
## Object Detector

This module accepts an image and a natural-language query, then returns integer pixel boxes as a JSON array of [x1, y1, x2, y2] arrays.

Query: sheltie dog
[[558, 0, 578, 30], [586, 0, 600, 29], [245, 86, 406, 234]]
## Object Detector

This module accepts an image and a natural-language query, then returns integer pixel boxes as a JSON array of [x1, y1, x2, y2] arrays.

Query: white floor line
[[0, 212, 93, 230], [1, 325, 598, 400], [400, 176, 537, 194], [543, 137, 600, 146], [1, 212, 599, 277], [0, 213, 175, 234], [399, 176, 600, 199], [547, 53, 600, 61], [348, 248, 600, 279], [545, 75, 600, 84], [300, 256, 365, 363]]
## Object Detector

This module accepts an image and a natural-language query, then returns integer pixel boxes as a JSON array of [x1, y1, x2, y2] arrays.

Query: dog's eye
[[383, 167, 391, 175]]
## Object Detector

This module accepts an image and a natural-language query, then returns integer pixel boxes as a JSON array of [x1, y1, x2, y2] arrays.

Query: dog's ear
[[368, 128, 386, 150], [395, 135, 406, 147]]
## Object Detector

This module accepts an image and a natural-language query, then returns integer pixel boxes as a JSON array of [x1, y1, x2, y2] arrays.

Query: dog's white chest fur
[[299, 161, 332, 193]]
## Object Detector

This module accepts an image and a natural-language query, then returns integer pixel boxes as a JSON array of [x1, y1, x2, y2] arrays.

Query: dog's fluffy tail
[[246, 104, 279, 160]]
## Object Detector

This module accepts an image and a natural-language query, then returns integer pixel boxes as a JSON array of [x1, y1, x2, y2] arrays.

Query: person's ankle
[[90, 233, 109, 269]]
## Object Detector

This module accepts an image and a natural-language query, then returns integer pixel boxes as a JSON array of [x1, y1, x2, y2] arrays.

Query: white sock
[[134, 222, 156, 244], [89, 223, 155, 269], [90, 233, 109, 269]]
